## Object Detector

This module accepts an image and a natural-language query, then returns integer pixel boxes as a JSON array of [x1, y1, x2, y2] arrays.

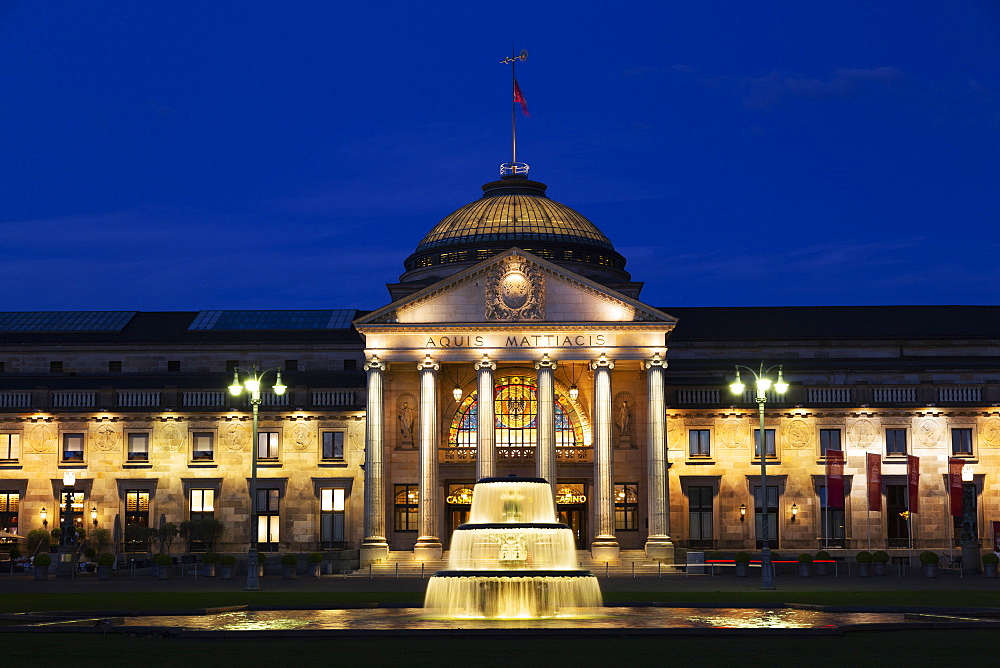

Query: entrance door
[[886, 484, 910, 548], [558, 507, 587, 549]]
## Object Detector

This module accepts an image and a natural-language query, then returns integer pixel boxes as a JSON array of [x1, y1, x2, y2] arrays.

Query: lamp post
[[60, 471, 77, 546], [729, 363, 788, 590], [228, 364, 286, 591]]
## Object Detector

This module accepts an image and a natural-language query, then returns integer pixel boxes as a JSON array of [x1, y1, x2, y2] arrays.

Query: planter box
[[157, 565, 171, 580], [734, 563, 749, 577], [98, 565, 112, 580], [797, 563, 811, 577], [922, 564, 938, 578], [33, 566, 48, 581], [858, 563, 872, 577], [282, 564, 297, 579], [873, 562, 889, 576], [307, 563, 321, 578], [220, 565, 235, 580], [984, 564, 998, 578]]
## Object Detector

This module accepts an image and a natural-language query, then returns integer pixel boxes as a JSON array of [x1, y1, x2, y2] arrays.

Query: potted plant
[[306, 552, 323, 578], [201, 519, 225, 552], [49, 527, 61, 549], [92, 527, 111, 555], [33, 553, 51, 580], [797, 553, 813, 577], [919, 550, 939, 578], [982, 553, 999, 578], [734, 552, 751, 577], [814, 550, 831, 576], [220, 554, 236, 580], [152, 552, 173, 580], [855, 550, 873, 577], [157, 522, 179, 554], [872, 550, 890, 576], [201, 552, 219, 577], [83, 546, 97, 572], [26, 529, 49, 555], [280, 553, 297, 579], [97, 552, 115, 580]]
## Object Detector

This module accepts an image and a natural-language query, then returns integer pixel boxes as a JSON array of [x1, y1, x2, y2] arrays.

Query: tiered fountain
[[424, 474, 602, 619]]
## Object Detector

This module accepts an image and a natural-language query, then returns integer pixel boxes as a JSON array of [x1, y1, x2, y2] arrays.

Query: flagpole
[[500, 48, 528, 171]]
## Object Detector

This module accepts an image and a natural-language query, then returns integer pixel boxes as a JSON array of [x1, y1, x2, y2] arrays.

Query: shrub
[[257, 551, 267, 564], [855, 550, 873, 563], [872, 550, 890, 563], [75, 526, 86, 540], [33, 553, 52, 568], [97, 553, 115, 567], [707, 551, 724, 561], [83, 547, 97, 560], [91, 527, 111, 554], [26, 529, 49, 554], [815, 550, 831, 561], [797, 553, 814, 563], [734, 552, 751, 564], [201, 552, 219, 565], [306, 552, 324, 564], [982, 553, 999, 565], [8, 546, 21, 561], [152, 553, 173, 567], [157, 522, 179, 553], [49, 528, 62, 542], [919, 551, 939, 565], [220, 555, 237, 566], [280, 554, 297, 566]]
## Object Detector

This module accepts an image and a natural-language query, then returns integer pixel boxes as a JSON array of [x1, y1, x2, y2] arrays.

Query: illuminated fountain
[[424, 474, 602, 619]]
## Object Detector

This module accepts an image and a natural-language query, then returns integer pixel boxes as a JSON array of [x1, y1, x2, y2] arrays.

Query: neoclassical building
[[1, 168, 998, 566]]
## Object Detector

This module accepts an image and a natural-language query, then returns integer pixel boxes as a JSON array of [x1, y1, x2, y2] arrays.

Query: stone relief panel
[[915, 418, 943, 448], [981, 418, 1000, 448], [92, 424, 120, 452], [29, 424, 55, 453], [289, 422, 313, 452], [783, 419, 812, 449], [485, 256, 545, 321], [849, 419, 876, 449], [718, 419, 746, 449], [666, 419, 683, 451], [156, 423, 183, 452], [222, 423, 248, 451]]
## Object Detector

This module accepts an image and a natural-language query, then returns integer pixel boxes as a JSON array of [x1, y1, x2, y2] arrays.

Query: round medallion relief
[[980, 418, 1000, 448], [290, 423, 313, 451], [785, 419, 811, 448], [93, 424, 119, 451], [850, 419, 875, 448], [157, 424, 183, 452], [916, 418, 943, 447], [29, 424, 55, 453], [223, 423, 248, 451], [719, 420, 746, 449]]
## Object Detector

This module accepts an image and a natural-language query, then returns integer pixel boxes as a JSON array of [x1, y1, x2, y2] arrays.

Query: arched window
[[448, 375, 582, 448]]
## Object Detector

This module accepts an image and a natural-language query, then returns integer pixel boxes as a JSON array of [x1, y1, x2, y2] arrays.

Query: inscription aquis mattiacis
[[423, 333, 609, 348]]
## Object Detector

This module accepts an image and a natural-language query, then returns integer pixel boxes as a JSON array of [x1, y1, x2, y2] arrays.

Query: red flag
[[826, 449, 845, 508], [907, 455, 920, 515], [866, 452, 882, 511], [513, 79, 530, 117], [949, 458, 965, 517]]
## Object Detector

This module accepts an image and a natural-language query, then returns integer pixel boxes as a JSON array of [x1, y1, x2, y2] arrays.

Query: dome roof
[[399, 174, 632, 286]]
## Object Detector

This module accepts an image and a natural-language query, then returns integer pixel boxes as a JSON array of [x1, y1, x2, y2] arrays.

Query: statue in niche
[[616, 400, 633, 437], [398, 401, 415, 446]]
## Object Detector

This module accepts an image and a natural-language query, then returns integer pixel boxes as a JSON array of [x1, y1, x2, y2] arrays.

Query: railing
[[807, 388, 852, 403], [52, 392, 96, 408], [873, 387, 917, 403], [0, 392, 31, 409], [182, 391, 225, 407], [117, 391, 161, 407], [740, 389, 783, 404], [312, 391, 357, 406], [439, 445, 593, 463], [938, 387, 982, 403], [676, 389, 720, 404], [256, 392, 289, 407]]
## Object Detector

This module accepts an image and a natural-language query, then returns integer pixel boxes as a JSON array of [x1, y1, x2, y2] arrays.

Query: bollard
[[632, 561, 635, 578], [369, 563, 372, 579], [421, 562, 425, 578], [605, 562, 609, 578], [658, 562, 661, 578], [395, 562, 399, 579]]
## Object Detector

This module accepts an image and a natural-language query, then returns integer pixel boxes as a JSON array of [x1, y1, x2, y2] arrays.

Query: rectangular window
[[0, 434, 20, 462], [753, 429, 776, 458], [320, 488, 346, 547], [820, 429, 842, 455], [753, 485, 779, 549], [687, 486, 714, 548], [0, 492, 19, 540], [688, 430, 711, 458], [126, 432, 149, 462], [886, 484, 909, 547], [256, 488, 280, 546], [62, 433, 85, 463], [190, 489, 215, 522], [818, 485, 846, 548], [886, 428, 907, 456], [257, 432, 279, 461], [951, 428, 973, 456], [614, 483, 639, 531], [953, 483, 978, 547], [321, 431, 345, 461], [59, 490, 84, 536], [191, 432, 214, 462], [394, 484, 418, 532], [124, 491, 150, 547]]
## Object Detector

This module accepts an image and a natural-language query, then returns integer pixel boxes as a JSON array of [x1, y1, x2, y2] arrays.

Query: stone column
[[360, 355, 389, 565], [643, 353, 673, 562], [590, 354, 619, 563], [414, 355, 443, 561], [535, 354, 557, 495], [475, 355, 497, 480]]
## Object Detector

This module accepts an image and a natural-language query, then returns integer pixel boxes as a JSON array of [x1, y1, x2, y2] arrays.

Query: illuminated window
[[256, 488, 280, 547], [688, 430, 710, 457], [753, 429, 776, 458], [126, 432, 149, 462], [885, 428, 907, 456], [124, 490, 149, 546], [191, 432, 214, 462], [951, 428, 973, 456], [190, 489, 215, 522], [257, 431, 279, 461], [820, 429, 841, 455], [321, 431, 345, 461], [0, 492, 19, 541], [614, 483, 638, 531], [320, 488, 346, 546], [0, 434, 20, 462], [61, 433, 85, 463], [394, 484, 418, 532]]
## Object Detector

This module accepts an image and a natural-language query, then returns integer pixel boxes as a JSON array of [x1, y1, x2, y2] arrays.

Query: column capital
[[364, 355, 387, 372], [417, 354, 440, 372], [475, 354, 496, 371], [534, 353, 557, 370], [589, 353, 615, 371], [644, 352, 668, 370]]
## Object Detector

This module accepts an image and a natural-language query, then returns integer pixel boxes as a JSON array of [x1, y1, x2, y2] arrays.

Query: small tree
[[179, 521, 197, 552], [157, 522, 179, 553], [201, 519, 225, 552], [91, 527, 111, 554], [26, 529, 49, 555]]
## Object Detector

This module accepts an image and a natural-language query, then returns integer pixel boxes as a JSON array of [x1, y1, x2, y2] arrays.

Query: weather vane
[[500, 48, 529, 176]]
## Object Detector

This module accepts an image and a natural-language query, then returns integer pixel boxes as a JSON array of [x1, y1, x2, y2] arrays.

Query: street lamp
[[228, 364, 286, 591], [729, 362, 788, 590]]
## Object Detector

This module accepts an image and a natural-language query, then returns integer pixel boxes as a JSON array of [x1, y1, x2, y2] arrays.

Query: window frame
[[189, 430, 216, 464], [393, 484, 419, 532], [0, 433, 21, 463], [819, 428, 842, 457], [320, 487, 346, 547], [125, 430, 151, 464], [950, 426, 975, 458], [885, 428, 908, 457], [0, 492, 19, 541], [60, 432, 86, 464], [255, 487, 281, 549], [687, 429, 711, 459], [321, 430, 346, 462], [257, 430, 280, 462], [614, 482, 639, 531], [752, 428, 777, 459]]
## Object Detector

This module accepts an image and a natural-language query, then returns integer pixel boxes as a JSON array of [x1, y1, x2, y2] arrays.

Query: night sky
[[3, 2, 998, 312]]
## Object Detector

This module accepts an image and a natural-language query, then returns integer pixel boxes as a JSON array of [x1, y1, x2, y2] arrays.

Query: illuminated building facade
[[1, 170, 998, 567]]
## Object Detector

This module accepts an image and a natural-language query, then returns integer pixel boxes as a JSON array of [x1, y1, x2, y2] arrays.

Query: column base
[[413, 540, 443, 562], [591, 538, 620, 564], [644, 536, 674, 563], [360, 540, 389, 566]]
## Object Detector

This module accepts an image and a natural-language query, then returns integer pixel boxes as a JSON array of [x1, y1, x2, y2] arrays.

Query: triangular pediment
[[354, 249, 677, 328]]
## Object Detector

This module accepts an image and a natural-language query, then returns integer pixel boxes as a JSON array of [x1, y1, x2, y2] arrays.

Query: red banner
[[907, 455, 920, 515], [949, 458, 965, 517], [866, 452, 881, 511], [825, 449, 845, 508]]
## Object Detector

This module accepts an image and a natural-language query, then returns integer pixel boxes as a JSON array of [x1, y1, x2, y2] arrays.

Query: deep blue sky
[[2, 2, 998, 311]]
